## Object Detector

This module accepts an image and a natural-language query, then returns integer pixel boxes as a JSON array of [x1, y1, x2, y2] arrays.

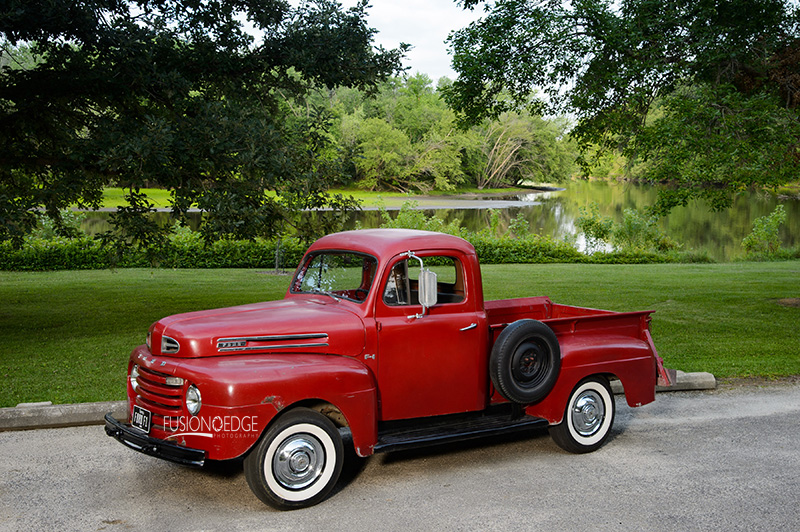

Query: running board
[[374, 406, 549, 454]]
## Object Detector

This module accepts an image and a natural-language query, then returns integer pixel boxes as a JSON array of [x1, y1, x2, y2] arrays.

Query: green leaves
[[331, 75, 575, 192], [577, 202, 677, 253], [446, 0, 800, 210], [635, 84, 800, 212], [742, 204, 788, 255], [0, 0, 406, 246]]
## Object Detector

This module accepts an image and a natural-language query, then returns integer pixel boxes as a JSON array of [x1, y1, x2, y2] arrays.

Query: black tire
[[490, 319, 561, 404], [549, 376, 615, 454], [244, 408, 344, 510]]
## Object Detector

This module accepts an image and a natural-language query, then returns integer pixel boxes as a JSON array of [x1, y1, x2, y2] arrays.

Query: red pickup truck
[[106, 229, 668, 509]]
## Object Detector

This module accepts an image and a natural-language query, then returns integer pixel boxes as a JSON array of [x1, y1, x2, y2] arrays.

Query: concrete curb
[[1, 372, 717, 432], [0, 400, 128, 432], [611, 370, 717, 395]]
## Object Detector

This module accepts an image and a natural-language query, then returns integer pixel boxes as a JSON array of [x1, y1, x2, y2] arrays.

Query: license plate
[[131, 406, 152, 434]]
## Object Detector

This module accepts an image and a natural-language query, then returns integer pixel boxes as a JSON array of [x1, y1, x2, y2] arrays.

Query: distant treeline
[[298, 74, 578, 193]]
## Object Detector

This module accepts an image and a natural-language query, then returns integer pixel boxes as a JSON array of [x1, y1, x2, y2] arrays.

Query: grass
[[483, 262, 800, 379], [101, 187, 174, 208], [1, 262, 798, 407], [98, 186, 528, 210]]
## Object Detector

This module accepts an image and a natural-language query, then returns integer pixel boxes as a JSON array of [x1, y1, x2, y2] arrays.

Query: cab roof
[[306, 229, 476, 260]]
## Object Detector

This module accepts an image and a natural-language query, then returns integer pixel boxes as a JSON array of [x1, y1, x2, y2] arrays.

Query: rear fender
[[524, 337, 657, 423]]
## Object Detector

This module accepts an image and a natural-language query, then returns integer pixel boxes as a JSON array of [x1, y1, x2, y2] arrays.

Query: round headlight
[[186, 385, 202, 416], [130, 365, 140, 392]]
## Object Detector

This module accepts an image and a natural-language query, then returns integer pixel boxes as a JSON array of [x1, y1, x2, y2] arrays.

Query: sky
[[328, 0, 485, 82]]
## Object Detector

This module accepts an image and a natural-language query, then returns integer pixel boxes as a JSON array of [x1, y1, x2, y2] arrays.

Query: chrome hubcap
[[273, 435, 324, 490], [571, 390, 605, 437]]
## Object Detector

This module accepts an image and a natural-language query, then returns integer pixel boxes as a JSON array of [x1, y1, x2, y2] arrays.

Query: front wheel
[[549, 377, 615, 454], [244, 408, 344, 509]]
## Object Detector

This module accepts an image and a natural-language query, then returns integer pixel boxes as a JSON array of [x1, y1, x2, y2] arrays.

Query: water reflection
[[79, 180, 799, 261], [346, 180, 799, 260]]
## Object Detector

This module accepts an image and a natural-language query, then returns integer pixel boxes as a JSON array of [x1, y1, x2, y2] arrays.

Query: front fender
[[172, 353, 378, 459]]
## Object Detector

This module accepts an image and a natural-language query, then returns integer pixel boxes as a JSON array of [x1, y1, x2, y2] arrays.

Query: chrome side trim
[[216, 333, 330, 352], [217, 342, 329, 353], [217, 333, 328, 343]]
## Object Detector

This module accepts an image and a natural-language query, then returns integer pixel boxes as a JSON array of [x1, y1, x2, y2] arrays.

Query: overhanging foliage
[[0, 0, 407, 245], [445, 0, 800, 212]]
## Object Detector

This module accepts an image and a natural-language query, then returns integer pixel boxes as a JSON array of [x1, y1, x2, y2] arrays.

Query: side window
[[383, 256, 465, 306], [383, 260, 410, 305]]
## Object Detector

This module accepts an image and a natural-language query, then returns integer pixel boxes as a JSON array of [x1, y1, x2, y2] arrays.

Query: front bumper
[[104, 413, 206, 467]]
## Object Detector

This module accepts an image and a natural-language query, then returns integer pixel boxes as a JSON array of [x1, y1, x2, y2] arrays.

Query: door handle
[[460, 323, 477, 331]]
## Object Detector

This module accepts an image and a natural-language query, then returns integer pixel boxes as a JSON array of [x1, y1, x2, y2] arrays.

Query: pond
[[346, 180, 799, 261], [79, 180, 799, 261]]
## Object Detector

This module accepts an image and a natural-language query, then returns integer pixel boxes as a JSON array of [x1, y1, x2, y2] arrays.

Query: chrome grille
[[135, 366, 183, 431]]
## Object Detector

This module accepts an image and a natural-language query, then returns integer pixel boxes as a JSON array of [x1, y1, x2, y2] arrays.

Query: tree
[[329, 75, 575, 192], [0, 0, 407, 245], [334, 75, 470, 192], [352, 117, 414, 191], [445, 0, 800, 212]]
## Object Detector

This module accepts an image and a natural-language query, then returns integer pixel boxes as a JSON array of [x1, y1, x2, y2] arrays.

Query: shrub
[[29, 210, 88, 240], [0, 235, 308, 271], [742, 205, 787, 256], [508, 211, 531, 239], [0, 237, 113, 271], [576, 203, 613, 252], [469, 233, 585, 264], [576, 203, 679, 254], [375, 200, 464, 235]]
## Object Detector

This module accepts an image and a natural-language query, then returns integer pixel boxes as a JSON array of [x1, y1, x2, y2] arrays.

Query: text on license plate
[[131, 406, 152, 433]]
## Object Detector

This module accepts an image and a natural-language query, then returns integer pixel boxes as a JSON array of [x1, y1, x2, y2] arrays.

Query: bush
[[742, 205, 787, 256], [0, 235, 308, 271], [576, 203, 680, 254], [0, 237, 114, 271], [576, 203, 613, 252], [469, 233, 586, 264], [372, 200, 464, 235], [29, 210, 88, 240], [16, 200, 793, 270]]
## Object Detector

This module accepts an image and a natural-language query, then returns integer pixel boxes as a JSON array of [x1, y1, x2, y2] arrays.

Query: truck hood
[[148, 297, 366, 358]]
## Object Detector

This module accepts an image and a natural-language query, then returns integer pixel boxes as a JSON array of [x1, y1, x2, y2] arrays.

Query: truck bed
[[486, 296, 614, 323], [485, 296, 653, 342]]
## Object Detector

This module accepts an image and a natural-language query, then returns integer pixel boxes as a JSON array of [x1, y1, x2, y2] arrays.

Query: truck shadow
[[163, 404, 632, 507], [201, 456, 245, 477], [376, 426, 554, 466]]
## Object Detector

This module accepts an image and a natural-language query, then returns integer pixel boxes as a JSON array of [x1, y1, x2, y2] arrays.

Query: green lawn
[[98, 186, 528, 210], [1, 262, 798, 407], [101, 187, 175, 208]]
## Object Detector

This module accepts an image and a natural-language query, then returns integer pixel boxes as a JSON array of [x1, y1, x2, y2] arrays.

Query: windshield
[[291, 251, 378, 303]]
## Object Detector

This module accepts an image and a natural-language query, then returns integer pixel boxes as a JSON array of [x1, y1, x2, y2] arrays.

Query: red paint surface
[[124, 229, 659, 460]]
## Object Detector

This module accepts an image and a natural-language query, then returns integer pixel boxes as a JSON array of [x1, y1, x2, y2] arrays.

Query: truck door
[[376, 253, 488, 421]]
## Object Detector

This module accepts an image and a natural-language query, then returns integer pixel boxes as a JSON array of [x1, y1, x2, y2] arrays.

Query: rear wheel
[[549, 377, 615, 454], [244, 408, 344, 509]]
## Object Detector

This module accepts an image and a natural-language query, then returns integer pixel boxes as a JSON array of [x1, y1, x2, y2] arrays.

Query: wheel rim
[[511, 340, 550, 387], [570, 389, 605, 437], [272, 433, 325, 490]]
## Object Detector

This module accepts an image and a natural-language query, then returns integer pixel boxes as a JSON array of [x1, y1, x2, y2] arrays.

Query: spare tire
[[490, 319, 561, 404]]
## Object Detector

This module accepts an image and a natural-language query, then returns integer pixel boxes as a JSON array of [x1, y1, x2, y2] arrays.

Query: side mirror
[[418, 268, 438, 309]]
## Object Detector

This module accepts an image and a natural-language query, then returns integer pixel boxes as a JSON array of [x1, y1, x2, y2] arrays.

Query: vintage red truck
[[105, 228, 670, 509]]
